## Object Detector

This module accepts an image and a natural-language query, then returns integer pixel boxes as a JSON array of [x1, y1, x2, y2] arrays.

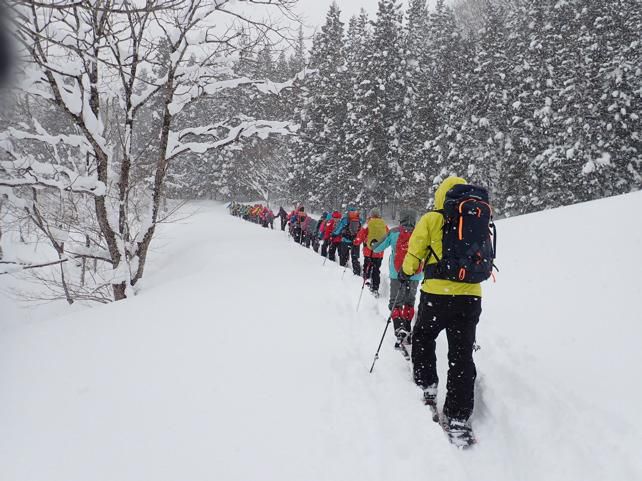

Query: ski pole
[[356, 275, 367, 311], [369, 286, 403, 373], [356, 261, 373, 312]]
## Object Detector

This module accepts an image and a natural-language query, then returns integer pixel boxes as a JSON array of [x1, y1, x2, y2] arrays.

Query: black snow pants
[[327, 240, 339, 261], [363, 256, 382, 292], [412, 292, 481, 421], [338, 242, 361, 275], [280, 217, 287, 231], [321, 239, 330, 258], [293, 226, 303, 244]]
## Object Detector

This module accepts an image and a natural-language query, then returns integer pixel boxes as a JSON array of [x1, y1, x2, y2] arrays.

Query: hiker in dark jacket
[[291, 206, 307, 244], [276, 206, 288, 231]]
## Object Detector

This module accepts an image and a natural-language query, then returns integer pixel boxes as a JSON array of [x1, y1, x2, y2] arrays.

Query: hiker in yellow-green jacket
[[400, 176, 495, 437], [354, 208, 388, 296]]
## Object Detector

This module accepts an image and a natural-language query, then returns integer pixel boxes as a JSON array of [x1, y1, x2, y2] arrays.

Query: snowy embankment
[[1, 193, 641, 481]]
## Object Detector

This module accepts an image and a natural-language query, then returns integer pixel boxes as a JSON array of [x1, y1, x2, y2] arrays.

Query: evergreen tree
[[256, 44, 275, 81], [423, 0, 471, 205], [343, 10, 373, 206], [349, 0, 406, 209], [570, 0, 642, 201], [275, 51, 290, 82], [399, 0, 431, 208], [289, 25, 307, 75], [463, 1, 511, 207], [290, 3, 348, 209]]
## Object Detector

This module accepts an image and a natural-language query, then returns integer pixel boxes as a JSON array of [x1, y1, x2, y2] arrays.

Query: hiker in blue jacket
[[372, 209, 423, 348], [332, 207, 364, 275]]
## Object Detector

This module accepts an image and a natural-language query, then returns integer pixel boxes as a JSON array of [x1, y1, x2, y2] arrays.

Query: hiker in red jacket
[[320, 211, 342, 261]]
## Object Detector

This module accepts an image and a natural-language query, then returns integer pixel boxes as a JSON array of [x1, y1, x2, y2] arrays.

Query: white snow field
[[1, 192, 641, 481]]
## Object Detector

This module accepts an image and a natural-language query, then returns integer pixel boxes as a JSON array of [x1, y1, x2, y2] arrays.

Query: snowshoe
[[394, 342, 411, 361], [440, 415, 476, 449]]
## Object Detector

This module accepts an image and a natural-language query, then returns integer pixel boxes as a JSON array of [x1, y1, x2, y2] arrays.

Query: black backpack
[[425, 184, 497, 284]]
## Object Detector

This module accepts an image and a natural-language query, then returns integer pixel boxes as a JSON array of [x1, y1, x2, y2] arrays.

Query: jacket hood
[[434, 176, 467, 210], [399, 208, 418, 229], [368, 207, 381, 218], [332, 211, 341, 219]]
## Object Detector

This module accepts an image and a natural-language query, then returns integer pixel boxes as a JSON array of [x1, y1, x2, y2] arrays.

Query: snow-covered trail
[[1, 195, 641, 481]]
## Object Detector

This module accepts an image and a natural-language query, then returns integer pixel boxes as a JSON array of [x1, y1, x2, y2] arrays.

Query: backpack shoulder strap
[[425, 210, 444, 264]]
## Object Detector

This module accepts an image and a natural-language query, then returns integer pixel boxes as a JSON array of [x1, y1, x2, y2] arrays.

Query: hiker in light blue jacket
[[372, 208, 423, 347]]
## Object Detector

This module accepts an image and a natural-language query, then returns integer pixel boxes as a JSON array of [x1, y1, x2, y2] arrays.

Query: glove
[[397, 269, 412, 283], [369, 239, 379, 249]]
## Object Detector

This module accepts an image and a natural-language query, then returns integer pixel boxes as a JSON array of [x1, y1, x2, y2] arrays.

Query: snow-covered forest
[[175, 0, 642, 217], [288, 0, 642, 216], [251, 0, 640, 217]]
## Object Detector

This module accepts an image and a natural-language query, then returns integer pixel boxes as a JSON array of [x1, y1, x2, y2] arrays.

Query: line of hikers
[[227, 177, 496, 440], [229, 203, 275, 229]]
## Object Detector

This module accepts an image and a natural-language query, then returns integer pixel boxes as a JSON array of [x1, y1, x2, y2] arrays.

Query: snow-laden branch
[[167, 120, 297, 160], [0, 246, 113, 275], [0, 259, 69, 276], [0, 157, 105, 195], [168, 68, 316, 116], [0, 121, 105, 195], [6, 123, 91, 153]]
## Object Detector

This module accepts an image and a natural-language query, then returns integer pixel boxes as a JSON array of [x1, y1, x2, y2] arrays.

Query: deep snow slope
[[1, 193, 641, 481]]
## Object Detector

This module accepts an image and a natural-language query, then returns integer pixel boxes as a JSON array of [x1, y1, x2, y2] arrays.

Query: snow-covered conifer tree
[[290, 3, 348, 209]]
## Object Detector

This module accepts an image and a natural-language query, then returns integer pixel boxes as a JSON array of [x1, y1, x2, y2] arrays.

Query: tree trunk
[[131, 76, 174, 287]]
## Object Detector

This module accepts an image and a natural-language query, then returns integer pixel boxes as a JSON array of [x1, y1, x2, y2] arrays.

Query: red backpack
[[394, 227, 423, 274], [347, 211, 361, 236]]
